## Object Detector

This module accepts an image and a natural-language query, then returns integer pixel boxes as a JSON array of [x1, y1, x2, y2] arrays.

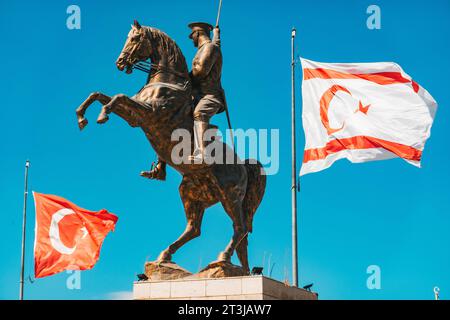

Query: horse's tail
[[242, 160, 267, 233]]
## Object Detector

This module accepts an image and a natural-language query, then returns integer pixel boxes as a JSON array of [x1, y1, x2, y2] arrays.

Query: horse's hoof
[[78, 118, 88, 131], [97, 114, 109, 124]]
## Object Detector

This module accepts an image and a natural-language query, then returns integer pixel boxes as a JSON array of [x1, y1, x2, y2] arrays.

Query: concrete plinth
[[133, 275, 318, 300]]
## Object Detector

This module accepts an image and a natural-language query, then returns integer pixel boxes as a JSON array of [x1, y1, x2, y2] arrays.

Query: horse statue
[[75, 21, 266, 274]]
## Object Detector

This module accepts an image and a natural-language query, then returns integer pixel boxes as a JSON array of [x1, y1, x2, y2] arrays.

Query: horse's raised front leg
[[96, 94, 148, 127], [157, 184, 206, 262], [76, 92, 111, 130]]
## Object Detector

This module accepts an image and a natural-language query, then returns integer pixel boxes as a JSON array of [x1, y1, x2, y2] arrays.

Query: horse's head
[[116, 21, 189, 78], [116, 20, 152, 74]]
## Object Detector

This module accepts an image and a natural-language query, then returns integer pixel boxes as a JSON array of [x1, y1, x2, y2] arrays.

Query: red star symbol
[[357, 101, 371, 114]]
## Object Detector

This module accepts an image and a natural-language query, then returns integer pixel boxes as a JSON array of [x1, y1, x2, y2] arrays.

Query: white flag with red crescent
[[300, 58, 437, 176]]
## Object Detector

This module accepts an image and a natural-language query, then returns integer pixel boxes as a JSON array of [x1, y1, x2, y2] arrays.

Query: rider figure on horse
[[141, 22, 226, 181]]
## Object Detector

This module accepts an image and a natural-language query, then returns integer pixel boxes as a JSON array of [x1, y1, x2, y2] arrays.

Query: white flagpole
[[19, 160, 30, 300], [291, 28, 299, 287]]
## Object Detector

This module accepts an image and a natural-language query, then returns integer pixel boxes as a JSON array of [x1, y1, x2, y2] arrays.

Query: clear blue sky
[[1, 0, 449, 300]]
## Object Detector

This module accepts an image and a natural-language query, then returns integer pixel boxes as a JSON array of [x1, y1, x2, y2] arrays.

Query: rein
[[133, 61, 189, 80]]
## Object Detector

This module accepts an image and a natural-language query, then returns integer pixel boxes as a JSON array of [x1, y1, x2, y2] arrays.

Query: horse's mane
[[145, 27, 188, 74]]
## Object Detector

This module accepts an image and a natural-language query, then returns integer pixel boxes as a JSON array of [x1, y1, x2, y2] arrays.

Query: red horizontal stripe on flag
[[303, 136, 422, 163], [303, 68, 412, 86]]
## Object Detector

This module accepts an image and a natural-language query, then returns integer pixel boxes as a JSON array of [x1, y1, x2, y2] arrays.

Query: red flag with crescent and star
[[33, 192, 118, 278], [300, 58, 437, 175]]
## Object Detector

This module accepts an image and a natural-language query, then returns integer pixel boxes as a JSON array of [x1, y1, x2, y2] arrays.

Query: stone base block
[[144, 261, 192, 281], [192, 261, 248, 279], [133, 275, 318, 300]]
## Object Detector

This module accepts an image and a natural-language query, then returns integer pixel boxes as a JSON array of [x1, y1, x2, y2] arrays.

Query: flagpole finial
[[25, 160, 30, 168], [292, 27, 296, 38]]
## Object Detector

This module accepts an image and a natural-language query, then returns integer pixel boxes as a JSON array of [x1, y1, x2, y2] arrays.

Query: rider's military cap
[[188, 22, 213, 39]]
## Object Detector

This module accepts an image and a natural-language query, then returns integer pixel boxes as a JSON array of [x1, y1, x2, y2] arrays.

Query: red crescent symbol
[[320, 85, 351, 135], [319, 85, 371, 135]]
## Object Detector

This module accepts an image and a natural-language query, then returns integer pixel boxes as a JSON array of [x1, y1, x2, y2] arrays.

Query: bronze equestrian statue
[[75, 20, 266, 274]]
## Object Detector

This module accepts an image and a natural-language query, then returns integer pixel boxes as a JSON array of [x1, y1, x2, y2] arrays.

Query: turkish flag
[[300, 58, 437, 175], [33, 192, 118, 278]]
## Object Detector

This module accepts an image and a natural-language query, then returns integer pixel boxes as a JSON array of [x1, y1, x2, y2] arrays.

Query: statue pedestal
[[133, 275, 318, 300]]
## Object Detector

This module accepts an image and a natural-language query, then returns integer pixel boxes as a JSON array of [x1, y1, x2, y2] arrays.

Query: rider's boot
[[140, 160, 167, 181], [189, 120, 209, 163]]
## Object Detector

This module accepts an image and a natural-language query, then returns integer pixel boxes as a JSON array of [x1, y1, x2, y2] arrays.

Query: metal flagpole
[[291, 28, 299, 287], [19, 160, 30, 300]]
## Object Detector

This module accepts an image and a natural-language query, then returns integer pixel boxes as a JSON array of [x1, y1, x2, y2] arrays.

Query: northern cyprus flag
[[300, 58, 437, 176]]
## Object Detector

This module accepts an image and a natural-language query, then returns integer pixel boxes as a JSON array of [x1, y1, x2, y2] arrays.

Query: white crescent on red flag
[[33, 192, 118, 278], [300, 58, 437, 176]]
